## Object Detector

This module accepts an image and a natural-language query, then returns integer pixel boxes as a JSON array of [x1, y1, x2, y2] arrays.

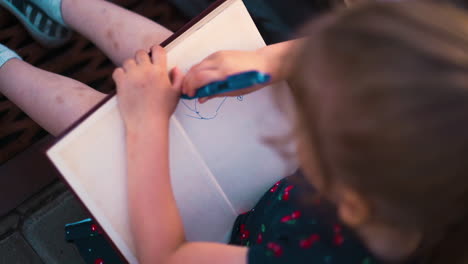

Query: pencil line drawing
[[181, 96, 244, 120]]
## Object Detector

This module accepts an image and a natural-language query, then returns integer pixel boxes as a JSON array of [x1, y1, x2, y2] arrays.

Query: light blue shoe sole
[[0, 0, 72, 47]]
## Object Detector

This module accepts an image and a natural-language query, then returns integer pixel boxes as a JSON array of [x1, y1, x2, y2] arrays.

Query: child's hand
[[181, 50, 274, 103], [113, 46, 183, 129]]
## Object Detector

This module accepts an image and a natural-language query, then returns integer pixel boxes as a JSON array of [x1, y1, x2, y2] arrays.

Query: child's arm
[[181, 39, 305, 102], [113, 46, 248, 264]]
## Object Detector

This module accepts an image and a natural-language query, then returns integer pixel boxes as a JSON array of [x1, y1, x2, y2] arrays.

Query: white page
[[167, 0, 297, 213], [49, 99, 138, 263]]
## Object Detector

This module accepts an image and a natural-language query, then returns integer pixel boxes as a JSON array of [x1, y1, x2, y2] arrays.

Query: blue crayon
[[181, 71, 271, 100]]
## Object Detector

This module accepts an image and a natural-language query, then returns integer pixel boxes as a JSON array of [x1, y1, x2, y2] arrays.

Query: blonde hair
[[289, 1, 468, 263]]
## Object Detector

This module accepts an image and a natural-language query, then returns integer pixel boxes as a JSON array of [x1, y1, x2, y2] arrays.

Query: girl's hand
[[113, 46, 184, 129], [181, 49, 274, 103], [181, 40, 301, 103]]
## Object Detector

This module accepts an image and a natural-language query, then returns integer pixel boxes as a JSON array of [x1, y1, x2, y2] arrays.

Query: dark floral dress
[[228, 171, 378, 264], [66, 171, 379, 264]]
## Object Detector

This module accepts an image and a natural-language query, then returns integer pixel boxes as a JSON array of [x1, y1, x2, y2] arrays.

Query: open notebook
[[47, 0, 297, 263]]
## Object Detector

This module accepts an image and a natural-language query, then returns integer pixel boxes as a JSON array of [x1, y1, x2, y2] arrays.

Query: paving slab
[[17, 181, 68, 216], [22, 191, 89, 264], [0, 232, 43, 264]]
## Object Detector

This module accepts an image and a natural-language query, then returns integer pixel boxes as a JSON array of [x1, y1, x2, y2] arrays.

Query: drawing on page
[[181, 96, 244, 120]]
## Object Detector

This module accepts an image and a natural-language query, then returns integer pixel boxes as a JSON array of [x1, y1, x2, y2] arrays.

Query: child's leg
[[62, 0, 173, 66], [0, 0, 173, 135], [0, 58, 106, 136]]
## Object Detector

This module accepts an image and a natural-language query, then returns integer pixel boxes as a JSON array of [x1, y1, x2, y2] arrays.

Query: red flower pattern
[[281, 211, 302, 223], [91, 224, 103, 234], [333, 224, 345, 246], [299, 234, 320, 249], [257, 233, 263, 244], [282, 185, 294, 201], [267, 242, 284, 257], [270, 181, 281, 193], [333, 234, 344, 246], [239, 224, 250, 240]]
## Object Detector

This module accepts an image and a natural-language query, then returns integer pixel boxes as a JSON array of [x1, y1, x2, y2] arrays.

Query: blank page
[[167, 0, 297, 215]]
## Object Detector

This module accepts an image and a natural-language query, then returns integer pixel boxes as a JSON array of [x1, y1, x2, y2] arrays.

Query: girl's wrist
[[258, 39, 305, 82], [257, 46, 282, 82], [125, 114, 170, 137]]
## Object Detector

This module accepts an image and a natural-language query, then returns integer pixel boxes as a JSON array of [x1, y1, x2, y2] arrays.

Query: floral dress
[[228, 171, 378, 264], [65, 171, 378, 264]]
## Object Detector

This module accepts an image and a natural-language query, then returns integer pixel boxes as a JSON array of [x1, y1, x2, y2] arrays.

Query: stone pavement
[[0, 180, 90, 264]]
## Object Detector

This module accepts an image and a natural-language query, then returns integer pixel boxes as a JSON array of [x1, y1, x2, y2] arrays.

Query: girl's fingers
[[122, 59, 136, 72], [151, 45, 167, 69], [182, 61, 217, 94], [187, 61, 218, 75], [198, 94, 229, 104], [135, 50, 150, 65], [197, 86, 259, 103], [170, 67, 185, 93], [112, 68, 125, 83], [150, 45, 159, 64], [182, 69, 224, 97], [199, 96, 215, 104]]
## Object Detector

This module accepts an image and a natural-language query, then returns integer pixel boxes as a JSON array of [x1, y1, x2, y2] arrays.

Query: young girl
[[2, 1, 468, 264], [115, 1, 468, 264]]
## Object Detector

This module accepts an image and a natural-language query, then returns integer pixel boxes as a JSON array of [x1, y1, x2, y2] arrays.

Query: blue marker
[[181, 71, 271, 100]]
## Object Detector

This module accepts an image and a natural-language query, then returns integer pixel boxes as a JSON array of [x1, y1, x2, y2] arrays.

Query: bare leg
[[62, 0, 173, 65], [0, 59, 106, 136], [0, 1, 172, 135]]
